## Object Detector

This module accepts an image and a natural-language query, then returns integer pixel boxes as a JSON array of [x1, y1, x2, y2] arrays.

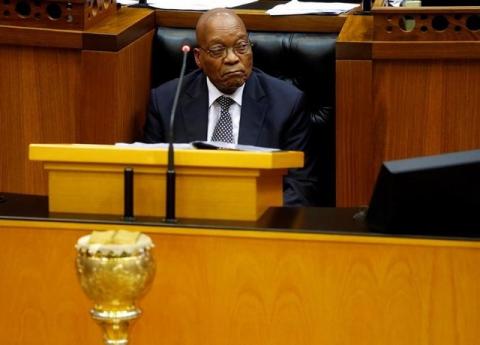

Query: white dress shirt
[[206, 77, 244, 144]]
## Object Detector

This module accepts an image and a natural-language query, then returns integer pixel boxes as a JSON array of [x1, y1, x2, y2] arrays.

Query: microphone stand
[[361, 0, 372, 12], [354, 0, 371, 15], [128, 0, 154, 8], [165, 45, 190, 223]]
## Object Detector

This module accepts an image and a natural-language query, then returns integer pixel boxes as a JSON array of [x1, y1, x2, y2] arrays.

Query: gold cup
[[75, 233, 156, 345]]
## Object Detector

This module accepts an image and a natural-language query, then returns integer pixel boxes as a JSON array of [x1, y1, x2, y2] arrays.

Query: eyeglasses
[[199, 41, 253, 59]]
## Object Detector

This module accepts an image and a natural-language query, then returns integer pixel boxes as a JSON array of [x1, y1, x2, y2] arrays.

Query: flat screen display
[[365, 150, 480, 236]]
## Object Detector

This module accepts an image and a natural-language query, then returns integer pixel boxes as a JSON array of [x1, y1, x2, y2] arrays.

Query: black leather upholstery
[[152, 27, 337, 206]]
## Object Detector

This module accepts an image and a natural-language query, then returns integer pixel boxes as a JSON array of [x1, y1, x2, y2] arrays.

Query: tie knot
[[217, 96, 235, 110]]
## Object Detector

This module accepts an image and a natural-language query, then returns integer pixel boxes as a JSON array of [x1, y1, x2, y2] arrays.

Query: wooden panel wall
[[373, 60, 480, 158], [0, 30, 153, 195], [79, 31, 153, 144], [155, 9, 346, 32], [336, 15, 480, 206], [0, 47, 81, 195], [337, 58, 480, 206], [0, 221, 479, 345], [336, 60, 373, 207]]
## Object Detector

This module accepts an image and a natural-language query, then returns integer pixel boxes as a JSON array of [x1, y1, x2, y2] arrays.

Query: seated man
[[143, 8, 318, 206]]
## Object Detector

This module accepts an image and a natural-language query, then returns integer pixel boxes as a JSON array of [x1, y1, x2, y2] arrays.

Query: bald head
[[193, 8, 253, 94], [196, 8, 247, 47]]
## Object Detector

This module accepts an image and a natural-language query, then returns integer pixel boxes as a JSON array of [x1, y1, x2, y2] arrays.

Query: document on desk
[[147, 0, 258, 10], [192, 141, 280, 152], [115, 142, 280, 152], [115, 142, 195, 149], [117, 0, 137, 4], [266, 1, 359, 16]]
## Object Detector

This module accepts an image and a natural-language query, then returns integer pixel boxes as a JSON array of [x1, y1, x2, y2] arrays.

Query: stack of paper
[[115, 141, 279, 152], [385, 0, 405, 6], [115, 142, 195, 149], [117, 0, 138, 5], [142, 0, 258, 10], [192, 141, 280, 151], [267, 1, 359, 16]]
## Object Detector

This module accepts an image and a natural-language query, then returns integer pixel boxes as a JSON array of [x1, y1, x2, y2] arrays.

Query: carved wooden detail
[[373, 7, 480, 41], [0, 0, 116, 30]]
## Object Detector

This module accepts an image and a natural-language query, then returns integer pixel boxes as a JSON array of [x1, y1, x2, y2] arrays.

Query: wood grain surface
[[78, 30, 153, 144], [337, 58, 480, 206], [155, 9, 347, 33], [0, 46, 81, 195], [0, 220, 478, 345], [0, 30, 153, 195], [336, 60, 374, 207], [336, 13, 480, 206], [0, 8, 153, 50]]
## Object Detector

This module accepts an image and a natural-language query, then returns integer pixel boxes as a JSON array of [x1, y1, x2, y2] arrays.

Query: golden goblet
[[75, 233, 155, 345]]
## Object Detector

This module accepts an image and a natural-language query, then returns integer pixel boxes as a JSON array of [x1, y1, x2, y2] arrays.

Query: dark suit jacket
[[143, 68, 319, 206]]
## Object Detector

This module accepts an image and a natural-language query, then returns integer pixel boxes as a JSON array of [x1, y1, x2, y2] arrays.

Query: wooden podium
[[29, 144, 303, 221], [336, 5, 480, 206]]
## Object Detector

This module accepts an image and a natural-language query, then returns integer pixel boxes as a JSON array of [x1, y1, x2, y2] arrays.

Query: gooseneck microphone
[[362, 0, 371, 12], [165, 44, 191, 223]]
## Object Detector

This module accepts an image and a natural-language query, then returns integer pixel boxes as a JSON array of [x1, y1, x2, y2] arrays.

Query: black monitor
[[365, 150, 480, 237]]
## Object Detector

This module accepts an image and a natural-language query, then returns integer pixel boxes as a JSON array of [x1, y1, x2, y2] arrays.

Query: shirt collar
[[206, 77, 244, 107]]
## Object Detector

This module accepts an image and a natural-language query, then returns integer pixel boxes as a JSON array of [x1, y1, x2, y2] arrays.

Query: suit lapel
[[238, 71, 268, 145], [179, 73, 209, 141]]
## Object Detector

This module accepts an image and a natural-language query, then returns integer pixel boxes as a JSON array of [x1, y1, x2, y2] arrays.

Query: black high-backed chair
[[151, 27, 337, 206]]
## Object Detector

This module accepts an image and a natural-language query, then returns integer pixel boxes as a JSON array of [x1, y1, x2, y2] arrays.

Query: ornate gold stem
[[91, 309, 141, 345]]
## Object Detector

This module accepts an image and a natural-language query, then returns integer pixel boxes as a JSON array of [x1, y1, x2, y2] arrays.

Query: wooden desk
[[155, 9, 347, 33], [0, 194, 479, 345], [29, 144, 303, 221], [336, 7, 480, 206]]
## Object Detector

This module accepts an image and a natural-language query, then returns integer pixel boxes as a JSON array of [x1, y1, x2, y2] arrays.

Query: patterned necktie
[[211, 96, 235, 143]]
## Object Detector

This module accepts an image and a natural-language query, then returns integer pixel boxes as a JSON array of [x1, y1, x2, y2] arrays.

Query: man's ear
[[194, 48, 202, 69]]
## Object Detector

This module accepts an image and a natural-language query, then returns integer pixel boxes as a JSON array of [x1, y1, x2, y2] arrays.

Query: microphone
[[128, 0, 150, 8], [362, 0, 371, 12], [165, 43, 191, 223]]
